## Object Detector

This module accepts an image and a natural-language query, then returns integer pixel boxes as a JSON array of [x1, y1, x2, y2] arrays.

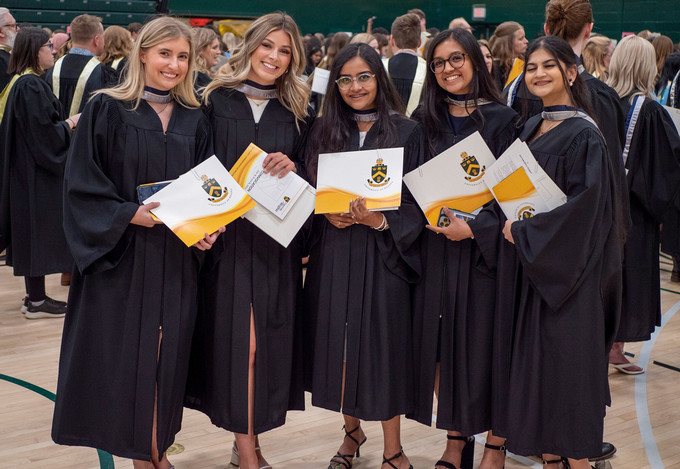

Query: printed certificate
[[311, 67, 330, 95], [231, 143, 308, 220], [143, 155, 255, 246], [403, 131, 496, 226], [315, 147, 404, 214], [484, 139, 567, 221]]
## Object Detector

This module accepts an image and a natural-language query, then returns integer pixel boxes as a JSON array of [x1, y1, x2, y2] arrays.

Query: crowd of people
[[1, 1, 680, 469]]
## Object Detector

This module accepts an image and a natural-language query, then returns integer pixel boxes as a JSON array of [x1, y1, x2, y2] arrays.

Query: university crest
[[517, 205, 536, 220], [460, 151, 485, 182], [367, 157, 390, 187], [201, 175, 228, 203]]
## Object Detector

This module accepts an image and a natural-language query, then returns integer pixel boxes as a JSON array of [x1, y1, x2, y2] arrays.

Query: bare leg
[[433, 363, 468, 469], [381, 416, 410, 469], [608, 341, 643, 372], [329, 362, 366, 468], [235, 310, 268, 469], [479, 431, 506, 469]]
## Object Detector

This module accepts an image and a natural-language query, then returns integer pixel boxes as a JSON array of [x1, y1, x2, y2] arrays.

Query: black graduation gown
[[51, 94, 213, 460], [303, 115, 424, 421], [503, 116, 622, 459], [387, 53, 418, 108], [184, 88, 313, 435], [0, 73, 72, 275], [45, 53, 109, 117], [0, 48, 10, 91], [618, 97, 680, 341], [407, 103, 518, 434], [194, 71, 212, 90]]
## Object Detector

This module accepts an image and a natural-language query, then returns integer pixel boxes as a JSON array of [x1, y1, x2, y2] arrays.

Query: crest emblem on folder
[[201, 175, 229, 203], [460, 152, 485, 182], [517, 205, 536, 220], [367, 157, 390, 187]]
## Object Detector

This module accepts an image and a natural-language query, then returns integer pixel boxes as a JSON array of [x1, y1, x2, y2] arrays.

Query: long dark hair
[[7, 27, 50, 75], [306, 42, 404, 184], [421, 28, 503, 148], [523, 35, 594, 120]]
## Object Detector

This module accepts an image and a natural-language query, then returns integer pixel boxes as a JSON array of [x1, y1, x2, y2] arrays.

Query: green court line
[[0, 373, 115, 469], [662, 288, 680, 295]]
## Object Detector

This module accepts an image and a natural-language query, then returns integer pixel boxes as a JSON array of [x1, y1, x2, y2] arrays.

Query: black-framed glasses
[[430, 53, 467, 74], [335, 73, 375, 90], [42, 42, 54, 51]]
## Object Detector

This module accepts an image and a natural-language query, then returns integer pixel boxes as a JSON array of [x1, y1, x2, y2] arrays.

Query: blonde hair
[[99, 25, 132, 64], [582, 35, 610, 80], [488, 21, 523, 82], [607, 35, 656, 103], [350, 33, 376, 46], [203, 12, 308, 123], [193, 27, 219, 76], [94, 16, 199, 109]]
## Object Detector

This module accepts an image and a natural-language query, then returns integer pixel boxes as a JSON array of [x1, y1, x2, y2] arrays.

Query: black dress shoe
[[589, 442, 616, 461]]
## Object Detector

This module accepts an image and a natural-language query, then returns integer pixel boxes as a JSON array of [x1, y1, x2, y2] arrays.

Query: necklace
[[537, 120, 560, 136], [149, 101, 171, 116]]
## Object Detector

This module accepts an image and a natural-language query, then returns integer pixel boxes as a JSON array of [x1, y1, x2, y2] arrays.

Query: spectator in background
[[488, 21, 528, 89], [50, 32, 69, 57], [408, 8, 430, 55], [637, 29, 652, 40], [193, 27, 220, 88], [350, 33, 379, 55], [448, 17, 473, 34], [0, 7, 17, 91], [127, 22, 142, 41], [99, 25, 132, 72], [374, 32, 391, 58], [652, 35, 674, 83], [582, 35, 613, 80], [656, 52, 680, 104], [384, 13, 426, 116], [304, 35, 323, 75], [320, 32, 349, 70], [222, 32, 239, 58]]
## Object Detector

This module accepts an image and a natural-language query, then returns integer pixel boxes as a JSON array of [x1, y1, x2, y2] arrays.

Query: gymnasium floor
[[1, 256, 678, 469]]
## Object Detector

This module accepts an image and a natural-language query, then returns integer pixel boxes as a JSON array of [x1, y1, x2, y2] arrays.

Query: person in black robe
[[0, 8, 15, 91], [501, 37, 622, 467], [51, 18, 218, 468], [304, 43, 423, 469], [183, 14, 313, 469], [605, 36, 680, 371], [0, 27, 73, 318], [384, 13, 426, 114], [407, 29, 518, 469]]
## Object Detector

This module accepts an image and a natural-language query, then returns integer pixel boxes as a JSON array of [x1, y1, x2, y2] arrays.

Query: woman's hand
[[130, 202, 163, 227], [426, 208, 473, 241], [325, 212, 355, 229], [192, 226, 226, 250], [503, 220, 515, 244], [263, 152, 296, 178], [349, 197, 383, 228]]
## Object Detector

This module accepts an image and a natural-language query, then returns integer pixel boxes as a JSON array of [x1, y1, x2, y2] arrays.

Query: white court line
[[634, 299, 680, 469]]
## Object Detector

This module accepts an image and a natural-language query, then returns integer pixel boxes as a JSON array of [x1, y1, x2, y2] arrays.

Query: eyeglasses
[[430, 53, 467, 74], [335, 73, 375, 90], [42, 42, 54, 51], [1, 23, 17, 30]]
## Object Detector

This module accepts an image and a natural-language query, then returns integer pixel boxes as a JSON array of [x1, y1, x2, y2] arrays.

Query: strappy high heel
[[484, 441, 507, 469], [231, 442, 271, 469], [543, 457, 568, 469], [383, 449, 413, 469], [328, 425, 367, 469], [435, 435, 475, 469]]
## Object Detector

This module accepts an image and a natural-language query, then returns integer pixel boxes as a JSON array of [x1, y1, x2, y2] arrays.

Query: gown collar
[[236, 79, 278, 99]]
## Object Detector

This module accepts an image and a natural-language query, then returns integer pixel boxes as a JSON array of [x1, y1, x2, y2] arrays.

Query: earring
[[569, 80, 573, 87]]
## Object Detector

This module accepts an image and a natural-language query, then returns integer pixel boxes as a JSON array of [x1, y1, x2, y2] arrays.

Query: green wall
[[167, 0, 680, 42]]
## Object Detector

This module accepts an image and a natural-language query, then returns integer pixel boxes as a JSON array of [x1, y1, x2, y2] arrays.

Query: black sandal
[[543, 458, 567, 469], [383, 449, 413, 469], [484, 441, 507, 469], [435, 436, 475, 469], [328, 425, 367, 469]]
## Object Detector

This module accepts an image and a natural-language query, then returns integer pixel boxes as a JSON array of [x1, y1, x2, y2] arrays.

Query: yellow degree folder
[[143, 155, 255, 246], [403, 132, 496, 226], [315, 147, 404, 214]]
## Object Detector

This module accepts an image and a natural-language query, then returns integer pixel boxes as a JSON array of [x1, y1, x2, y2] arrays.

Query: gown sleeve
[[510, 128, 615, 311], [627, 101, 680, 223], [380, 122, 426, 283], [63, 95, 140, 274]]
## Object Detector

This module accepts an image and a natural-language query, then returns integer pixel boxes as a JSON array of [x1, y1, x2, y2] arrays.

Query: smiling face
[[525, 47, 577, 107], [202, 37, 221, 68], [432, 38, 474, 95], [480, 44, 493, 74], [140, 37, 191, 91], [337, 56, 377, 111], [247, 29, 292, 85], [513, 28, 528, 57]]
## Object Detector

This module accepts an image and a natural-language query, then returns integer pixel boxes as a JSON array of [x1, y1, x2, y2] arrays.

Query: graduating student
[[501, 36, 622, 469], [45, 14, 109, 117], [605, 36, 680, 371], [0, 27, 75, 318], [183, 13, 313, 469], [488, 21, 528, 90], [408, 28, 518, 469], [192, 27, 220, 89], [304, 42, 423, 469], [99, 25, 132, 83], [51, 17, 219, 468]]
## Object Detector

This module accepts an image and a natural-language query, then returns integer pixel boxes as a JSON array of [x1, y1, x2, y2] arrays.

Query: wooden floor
[[1, 257, 679, 469]]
